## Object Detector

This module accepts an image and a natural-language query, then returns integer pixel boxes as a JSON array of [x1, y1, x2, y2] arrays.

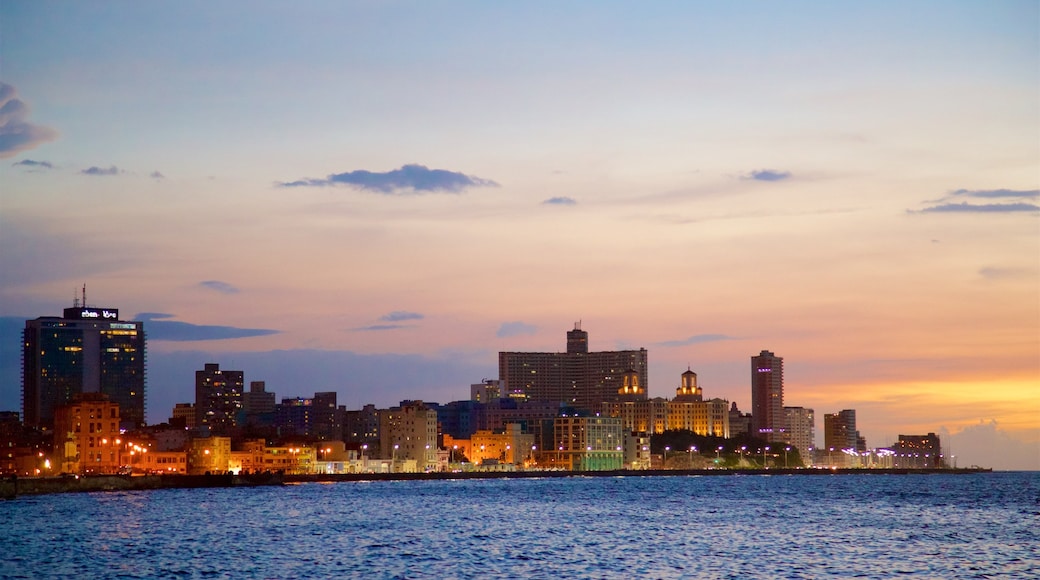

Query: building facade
[[22, 304, 145, 430], [379, 401, 438, 472], [550, 415, 624, 471], [52, 393, 122, 474], [783, 406, 815, 461], [194, 363, 244, 436], [893, 433, 944, 468], [498, 323, 648, 412], [751, 350, 785, 443]]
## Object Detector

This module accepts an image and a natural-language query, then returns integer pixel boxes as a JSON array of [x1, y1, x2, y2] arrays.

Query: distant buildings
[[893, 433, 944, 468], [379, 400, 438, 472], [750, 350, 784, 443], [603, 369, 730, 438], [498, 323, 648, 411], [195, 363, 244, 436], [22, 301, 146, 430]]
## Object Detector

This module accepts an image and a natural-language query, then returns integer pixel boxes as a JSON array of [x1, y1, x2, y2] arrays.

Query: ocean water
[[2, 472, 1037, 579]]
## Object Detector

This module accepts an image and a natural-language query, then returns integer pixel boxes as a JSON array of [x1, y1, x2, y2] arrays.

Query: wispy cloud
[[742, 169, 791, 182], [135, 313, 279, 341], [13, 159, 53, 169], [979, 267, 1034, 280], [150, 170, 165, 179], [543, 196, 577, 205], [912, 188, 1040, 213], [278, 163, 498, 194], [655, 334, 737, 347], [497, 321, 538, 338], [912, 202, 1039, 214], [354, 324, 412, 332], [949, 188, 1039, 199], [0, 83, 59, 159], [380, 311, 424, 322], [81, 165, 120, 176], [199, 280, 240, 294]]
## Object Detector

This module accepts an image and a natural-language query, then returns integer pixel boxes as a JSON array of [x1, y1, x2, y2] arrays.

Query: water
[[2, 472, 1038, 579]]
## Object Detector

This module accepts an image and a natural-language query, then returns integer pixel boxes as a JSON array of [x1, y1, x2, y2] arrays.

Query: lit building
[[551, 415, 624, 471], [499, 323, 648, 412], [751, 350, 785, 443], [470, 379, 502, 403], [379, 401, 438, 472], [344, 403, 380, 445], [602, 398, 668, 434], [312, 391, 342, 441], [893, 433, 944, 468], [468, 424, 534, 466], [275, 397, 314, 437], [187, 436, 231, 475], [823, 409, 859, 467], [604, 369, 729, 437], [170, 403, 196, 430], [783, 406, 815, 463], [194, 363, 244, 436], [22, 301, 146, 430], [243, 381, 276, 416], [52, 393, 122, 474]]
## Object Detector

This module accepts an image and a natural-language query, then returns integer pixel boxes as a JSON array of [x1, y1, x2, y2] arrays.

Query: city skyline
[[1, 2, 1037, 469]]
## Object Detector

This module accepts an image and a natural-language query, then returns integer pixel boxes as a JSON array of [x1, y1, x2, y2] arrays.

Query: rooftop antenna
[[82, 284, 87, 308], [73, 288, 79, 308]]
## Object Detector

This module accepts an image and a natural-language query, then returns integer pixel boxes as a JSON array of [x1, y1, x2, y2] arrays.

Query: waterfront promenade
[[1, 466, 991, 498]]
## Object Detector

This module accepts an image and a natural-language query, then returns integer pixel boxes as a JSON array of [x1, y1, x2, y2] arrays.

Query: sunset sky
[[2, 1, 1037, 469]]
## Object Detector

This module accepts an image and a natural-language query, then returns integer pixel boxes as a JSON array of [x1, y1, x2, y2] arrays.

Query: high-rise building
[[783, 406, 815, 462], [470, 379, 502, 403], [498, 323, 648, 411], [243, 381, 276, 416], [751, 350, 784, 443], [194, 363, 244, 436], [824, 409, 858, 452], [22, 302, 146, 430]]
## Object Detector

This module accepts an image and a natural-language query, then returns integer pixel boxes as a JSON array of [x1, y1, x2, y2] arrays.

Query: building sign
[[64, 307, 120, 320]]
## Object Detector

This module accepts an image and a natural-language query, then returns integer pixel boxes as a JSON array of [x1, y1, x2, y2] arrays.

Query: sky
[[1, 1, 1037, 469]]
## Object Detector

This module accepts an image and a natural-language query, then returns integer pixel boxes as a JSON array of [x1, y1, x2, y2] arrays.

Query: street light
[[763, 446, 770, 469], [664, 446, 670, 468], [784, 446, 791, 468], [392, 444, 399, 473]]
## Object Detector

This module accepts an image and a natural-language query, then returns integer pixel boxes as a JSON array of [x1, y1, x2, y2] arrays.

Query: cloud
[[278, 163, 499, 194], [151, 171, 165, 179], [134, 312, 279, 341], [939, 420, 1040, 471], [199, 280, 240, 294], [543, 196, 577, 205], [912, 202, 1039, 214], [979, 267, 1033, 280], [13, 159, 53, 169], [0, 83, 59, 159], [380, 311, 424, 322], [81, 165, 120, 176], [743, 169, 792, 182], [949, 188, 1039, 199], [655, 334, 738, 347], [497, 321, 538, 338], [353, 324, 412, 331]]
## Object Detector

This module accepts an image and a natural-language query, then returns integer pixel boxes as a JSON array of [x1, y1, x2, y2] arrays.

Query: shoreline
[[2, 467, 993, 498]]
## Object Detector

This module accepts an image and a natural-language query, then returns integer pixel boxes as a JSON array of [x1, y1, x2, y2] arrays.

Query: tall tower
[[22, 301, 146, 430], [751, 350, 784, 443]]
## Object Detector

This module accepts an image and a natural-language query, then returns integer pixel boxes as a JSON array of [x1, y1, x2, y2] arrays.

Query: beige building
[[53, 393, 122, 474], [783, 406, 815, 464], [466, 424, 535, 466], [604, 370, 730, 438], [379, 401, 438, 472]]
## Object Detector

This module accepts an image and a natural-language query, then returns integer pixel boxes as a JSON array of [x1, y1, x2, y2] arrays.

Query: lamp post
[[392, 444, 399, 473], [689, 445, 697, 469], [740, 445, 747, 467], [664, 446, 670, 469], [361, 444, 368, 473], [784, 446, 791, 468], [763, 446, 770, 469]]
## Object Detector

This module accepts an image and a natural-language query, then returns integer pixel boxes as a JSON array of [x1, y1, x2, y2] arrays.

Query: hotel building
[[22, 302, 145, 430], [498, 323, 648, 412], [195, 363, 244, 436]]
